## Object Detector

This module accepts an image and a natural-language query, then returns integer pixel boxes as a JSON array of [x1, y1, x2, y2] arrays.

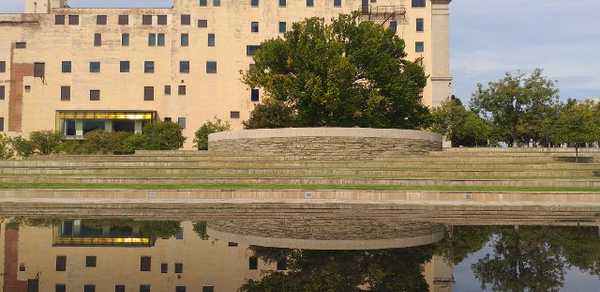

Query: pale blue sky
[[1, 0, 598, 101]]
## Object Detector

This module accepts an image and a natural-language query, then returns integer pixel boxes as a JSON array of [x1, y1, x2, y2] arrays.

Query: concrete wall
[[209, 127, 442, 159]]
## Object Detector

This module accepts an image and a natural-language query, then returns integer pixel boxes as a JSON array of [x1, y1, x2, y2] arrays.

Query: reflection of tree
[[193, 221, 210, 240], [434, 226, 493, 265], [472, 226, 566, 292], [240, 246, 434, 292], [550, 226, 600, 278]]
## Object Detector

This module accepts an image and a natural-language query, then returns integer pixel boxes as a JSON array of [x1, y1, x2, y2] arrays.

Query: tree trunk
[[575, 146, 579, 163]]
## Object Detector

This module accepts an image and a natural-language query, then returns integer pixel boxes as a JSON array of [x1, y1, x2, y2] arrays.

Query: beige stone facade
[[0, 0, 451, 148]]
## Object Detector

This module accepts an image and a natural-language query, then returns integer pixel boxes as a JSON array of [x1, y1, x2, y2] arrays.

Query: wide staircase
[[1, 149, 599, 190]]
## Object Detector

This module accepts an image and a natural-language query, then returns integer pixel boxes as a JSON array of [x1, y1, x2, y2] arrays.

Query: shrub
[[243, 99, 297, 129], [122, 134, 145, 154], [29, 130, 62, 155], [0, 134, 15, 160], [57, 140, 84, 155], [139, 121, 186, 150], [79, 130, 132, 154], [194, 118, 231, 150], [9, 136, 34, 158]]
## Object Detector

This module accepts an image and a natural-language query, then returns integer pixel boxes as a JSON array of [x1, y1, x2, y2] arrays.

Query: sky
[[1, 0, 599, 102]]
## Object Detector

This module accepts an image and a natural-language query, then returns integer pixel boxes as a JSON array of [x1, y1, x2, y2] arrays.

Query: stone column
[[75, 120, 83, 137], [134, 120, 143, 134], [105, 120, 113, 133], [430, 0, 452, 106]]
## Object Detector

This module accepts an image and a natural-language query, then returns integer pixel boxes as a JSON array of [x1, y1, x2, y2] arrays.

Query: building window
[[94, 33, 102, 47], [251, 88, 259, 102], [249, 256, 258, 270], [416, 18, 424, 32], [279, 0, 286, 7], [148, 33, 157, 46], [55, 15, 65, 25], [181, 14, 191, 25], [15, 42, 26, 49], [198, 19, 208, 28], [251, 21, 259, 33], [161, 263, 168, 273], [279, 21, 286, 33], [389, 21, 397, 33], [178, 85, 187, 95], [56, 284, 66, 292], [306, 0, 314, 7], [68, 15, 79, 25], [97, 15, 107, 25], [140, 256, 151, 272], [120, 61, 130, 73], [89, 62, 100, 73], [0, 61, 5, 72], [181, 33, 189, 47], [144, 86, 154, 101], [176, 286, 186, 292], [415, 41, 425, 53], [175, 263, 184, 273], [199, 0, 208, 6], [86, 256, 97, 267], [277, 258, 287, 270], [140, 285, 151, 292], [56, 256, 67, 271], [230, 111, 240, 119], [89, 89, 100, 101], [84, 285, 95, 292], [157, 15, 167, 25], [34, 62, 45, 78], [115, 285, 125, 292], [0, 86, 5, 100], [118, 15, 129, 25], [164, 85, 171, 95], [157, 33, 166, 46], [122, 33, 130, 46], [61, 86, 70, 101], [62, 61, 71, 73], [251, 0, 259, 7], [0, 117, 4, 132], [180, 61, 190, 73], [246, 45, 259, 56], [412, 0, 426, 7], [213, 0, 221, 6], [142, 15, 152, 25], [208, 33, 215, 47], [334, 0, 342, 7], [144, 61, 154, 73], [202, 286, 214, 292], [206, 61, 217, 73]]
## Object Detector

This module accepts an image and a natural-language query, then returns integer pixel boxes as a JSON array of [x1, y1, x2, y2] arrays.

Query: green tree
[[243, 14, 429, 129], [548, 99, 599, 161], [29, 130, 63, 155], [139, 121, 186, 150], [193, 118, 231, 150], [431, 97, 491, 147], [470, 69, 559, 146], [243, 99, 298, 129], [0, 133, 15, 160], [9, 136, 34, 158]]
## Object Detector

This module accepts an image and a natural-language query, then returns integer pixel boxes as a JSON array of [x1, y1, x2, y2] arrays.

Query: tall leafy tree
[[431, 97, 491, 147], [243, 14, 430, 129], [547, 99, 599, 160]]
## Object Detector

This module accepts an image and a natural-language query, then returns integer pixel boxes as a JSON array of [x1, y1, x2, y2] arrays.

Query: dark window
[[202, 287, 214, 292], [157, 15, 167, 25], [246, 45, 259, 56], [199, 0, 208, 6], [142, 15, 153, 25], [206, 61, 217, 73], [161, 263, 168, 273], [389, 21, 397, 33], [177, 118, 186, 129], [178, 85, 187, 95], [118, 15, 129, 25], [55, 15, 65, 25], [251, 21, 259, 33], [176, 286, 186, 292], [84, 285, 95, 292], [148, 33, 157, 46], [279, 21, 286, 33], [140, 256, 151, 271], [416, 18, 424, 32], [140, 285, 151, 292], [86, 256, 97, 267], [33, 62, 45, 78], [115, 285, 125, 292], [157, 33, 165, 46], [90, 62, 100, 73], [213, 0, 221, 6], [277, 258, 287, 270], [334, 0, 342, 7], [180, 61, 190, 73], [56, 256, 66, 271], [279, 0, 286, 7], [89, 89, 100, 101], [251, 0, 259, 7], [230, 111, 240, 119], [164, 117, 172, 122], [181, 33, 189, 47], [208, 33, 215, 47], [94, 33, 102, 46], [0, 61, 5, 72], [249, 256, 258, 270], [144, 61, 155, 73], [412, 0, 426, 7], [181, 14, 191, 25], [62, 61, 71, 73], [198, 19, 208, 28], [15, 42, 26, 49], [0, 86, 5, 100], [144, 87, 155, 101], [175, 263, 183, 273], [251, 88, 259, 102], [97, 15, 107, 25], [176, 227, 183, 239], [164, 85, 171, 95], [306, 0, 314, 7], [122, 33, 130, 46], [68, 15, 79, 25], [120, 61, 130, 73], [60, 86, 70, 101], [228, 242, 239, 247], [55, 284, 66, 292], [415, 41, 425, 53], [0, 117, 4, 132]]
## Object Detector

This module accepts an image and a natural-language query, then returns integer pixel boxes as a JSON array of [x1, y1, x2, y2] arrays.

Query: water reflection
[[1, 217, 599, 292]]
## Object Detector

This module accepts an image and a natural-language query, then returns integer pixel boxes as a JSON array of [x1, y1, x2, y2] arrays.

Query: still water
[[1, 216, 600, 292]]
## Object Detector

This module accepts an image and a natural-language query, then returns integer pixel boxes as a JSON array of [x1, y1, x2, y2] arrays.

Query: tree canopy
[[243, 14, 430, 129], [431, 97, 491, 147]]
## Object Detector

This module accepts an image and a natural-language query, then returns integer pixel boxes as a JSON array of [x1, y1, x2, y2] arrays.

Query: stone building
[[0, 0, 451, 147]]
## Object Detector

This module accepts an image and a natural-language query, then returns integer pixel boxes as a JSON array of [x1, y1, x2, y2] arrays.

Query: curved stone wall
[[208, 128, 442, 160]]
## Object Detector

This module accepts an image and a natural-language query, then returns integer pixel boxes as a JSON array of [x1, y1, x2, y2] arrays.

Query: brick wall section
[[9, 63, 33, 132], [3, 227, 28, 292]]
